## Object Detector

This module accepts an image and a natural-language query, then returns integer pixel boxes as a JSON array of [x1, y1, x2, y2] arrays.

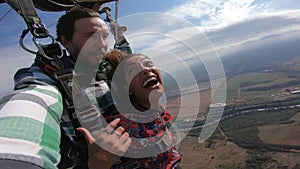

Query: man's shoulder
[[14, 64, 56, 90]]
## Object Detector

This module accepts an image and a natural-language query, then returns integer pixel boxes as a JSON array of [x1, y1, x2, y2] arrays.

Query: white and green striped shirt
[[0, 65, 63, 169]]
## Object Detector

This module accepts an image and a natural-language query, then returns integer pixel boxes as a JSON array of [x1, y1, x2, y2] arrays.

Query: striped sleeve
[[0, 84, 63, 169]]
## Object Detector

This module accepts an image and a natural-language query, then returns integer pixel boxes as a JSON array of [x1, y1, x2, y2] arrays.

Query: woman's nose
[[142, 66, 151, 75]]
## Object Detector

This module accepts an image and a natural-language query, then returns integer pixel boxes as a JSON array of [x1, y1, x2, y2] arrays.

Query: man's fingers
[[113, 126, 125, 137], [108, 118, 120, 127], [119, 132, 130, 144], [79, 118, 132, 156], [124, 136, 131, 148], [106, 118, 120, 133], [77, 127, 94, 145], [121, 133, 132, 153], [120, 26, 127, 32], [109, 22, 127, 36]]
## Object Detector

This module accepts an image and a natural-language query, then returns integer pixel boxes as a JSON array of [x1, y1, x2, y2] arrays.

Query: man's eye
[[103, 33, 109, 39], [86, 34, 97, 40], [86, 34, 90, 38]]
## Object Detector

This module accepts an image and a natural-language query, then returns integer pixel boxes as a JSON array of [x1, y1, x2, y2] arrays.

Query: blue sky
[[1, 0, 300, 95]]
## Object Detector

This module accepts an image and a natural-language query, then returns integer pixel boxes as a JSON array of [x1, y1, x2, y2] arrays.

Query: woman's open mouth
[[142, 76, 160, 89]]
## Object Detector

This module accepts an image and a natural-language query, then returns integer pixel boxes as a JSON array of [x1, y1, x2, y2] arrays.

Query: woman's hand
[[77, 118, 131, 169]]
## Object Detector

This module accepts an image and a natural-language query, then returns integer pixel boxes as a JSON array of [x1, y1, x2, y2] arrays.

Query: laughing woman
[[101, 50, 182, 169]]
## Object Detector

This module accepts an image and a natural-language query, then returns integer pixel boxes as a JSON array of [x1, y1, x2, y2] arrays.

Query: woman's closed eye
[[126, 65, 140, 79], [143, 60, 154, 67]]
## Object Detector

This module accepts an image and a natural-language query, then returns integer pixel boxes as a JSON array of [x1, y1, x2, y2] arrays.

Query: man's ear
[[60, 36, 71, 50]]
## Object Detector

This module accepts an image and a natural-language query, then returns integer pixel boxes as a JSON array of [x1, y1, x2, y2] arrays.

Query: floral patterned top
[[103, 105, 182, 169]]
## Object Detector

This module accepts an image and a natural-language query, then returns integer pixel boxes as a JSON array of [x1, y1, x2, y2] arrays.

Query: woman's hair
[[103, 50, 129, 80], [56, 7, 100, 42]]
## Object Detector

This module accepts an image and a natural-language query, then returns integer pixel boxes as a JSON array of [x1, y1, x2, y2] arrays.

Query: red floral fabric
[[104, 106, 181, 169]]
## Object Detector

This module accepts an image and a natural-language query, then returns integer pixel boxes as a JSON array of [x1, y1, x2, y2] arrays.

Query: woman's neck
[[133, 101, 160, 112]]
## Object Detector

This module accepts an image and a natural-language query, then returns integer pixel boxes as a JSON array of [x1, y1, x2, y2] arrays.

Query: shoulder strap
[[6, 0, 49, 38], [34, 42, 108, 168], [34, 42, 107, 134], [5, 0, 117, 38]]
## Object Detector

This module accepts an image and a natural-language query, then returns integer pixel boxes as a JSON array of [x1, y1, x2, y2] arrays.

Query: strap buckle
[[67, 145, 79, 161], [54, 69, 74, 99], [125, 160, 141, 169]]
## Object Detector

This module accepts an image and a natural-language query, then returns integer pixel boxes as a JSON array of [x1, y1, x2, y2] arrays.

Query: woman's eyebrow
[[140, 57, 150, 62], [125, 62, 138, 70]]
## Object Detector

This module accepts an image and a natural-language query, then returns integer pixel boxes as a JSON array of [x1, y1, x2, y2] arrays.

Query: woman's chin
[[148, 89, 164, 105]]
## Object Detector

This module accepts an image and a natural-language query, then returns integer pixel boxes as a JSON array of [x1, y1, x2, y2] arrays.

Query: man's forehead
[[74, 17, 108, 31]]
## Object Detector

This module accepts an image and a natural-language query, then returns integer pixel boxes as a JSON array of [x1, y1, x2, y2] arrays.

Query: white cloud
[[167, 0, 271, 30], [2, 3, 300, 95], [270, 0, 300, 11], [122, 9, 300, 75], [205, 10, 300, 53], [121, 12, 216, 71]]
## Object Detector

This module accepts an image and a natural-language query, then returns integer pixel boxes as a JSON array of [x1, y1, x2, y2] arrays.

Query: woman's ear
[[127, 86, 133, 96]]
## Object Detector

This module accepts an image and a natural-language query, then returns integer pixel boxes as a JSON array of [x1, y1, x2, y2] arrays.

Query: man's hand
[[77, 118, 131, 169], [110, 22, 127, 39]]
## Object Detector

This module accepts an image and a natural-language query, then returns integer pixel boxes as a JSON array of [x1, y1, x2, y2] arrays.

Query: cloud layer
[[167, 0, 272, 29], [1, 1, 300, 96]]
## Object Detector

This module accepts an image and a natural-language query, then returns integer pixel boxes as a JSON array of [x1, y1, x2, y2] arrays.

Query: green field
[[226, 72, 298, 104], [189, 108, 300, 169]]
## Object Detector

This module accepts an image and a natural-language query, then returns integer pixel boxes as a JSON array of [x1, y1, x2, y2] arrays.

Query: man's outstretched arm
[[77, 118, 131, 169], [0, 84, 63, 169]]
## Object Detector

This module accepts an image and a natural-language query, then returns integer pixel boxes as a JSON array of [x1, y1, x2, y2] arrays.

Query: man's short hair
[[56, 7, 101, 42]]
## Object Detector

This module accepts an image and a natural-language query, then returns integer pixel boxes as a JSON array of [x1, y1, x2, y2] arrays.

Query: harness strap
[[114, 0, 119, 42], [57, 72, 106, 136], [6, 0, 49, 38], [5, 0, 116, 38], [35, 43, 107, 168], [54, 70, 109, 168]]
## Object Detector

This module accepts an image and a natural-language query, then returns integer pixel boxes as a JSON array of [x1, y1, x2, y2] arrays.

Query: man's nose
[[98, 37, 106, 47]]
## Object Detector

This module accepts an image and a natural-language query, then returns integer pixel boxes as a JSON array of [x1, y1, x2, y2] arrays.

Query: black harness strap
[[6, 0, 49, 38], [34, 43, 109, 168], [55, 71, 106, 136], [33, 0, 75, 11]]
